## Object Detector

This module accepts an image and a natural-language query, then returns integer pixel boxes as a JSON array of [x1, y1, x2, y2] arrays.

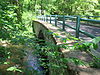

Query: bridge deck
[[50, 20, 100, 42], [43, 19, 100, 52]]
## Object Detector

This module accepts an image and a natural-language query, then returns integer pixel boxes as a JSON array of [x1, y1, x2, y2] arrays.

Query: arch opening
[[38, 30, 49, 75]]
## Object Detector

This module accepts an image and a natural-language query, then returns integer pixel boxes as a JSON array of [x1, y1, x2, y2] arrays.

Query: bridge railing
[[37, 15, 100, 38]]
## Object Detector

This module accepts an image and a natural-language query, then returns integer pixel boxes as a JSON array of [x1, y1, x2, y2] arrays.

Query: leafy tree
[[0, 0, 25, 39]]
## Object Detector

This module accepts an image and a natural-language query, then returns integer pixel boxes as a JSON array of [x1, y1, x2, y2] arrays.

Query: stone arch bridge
[[32, 20, 100, 75]]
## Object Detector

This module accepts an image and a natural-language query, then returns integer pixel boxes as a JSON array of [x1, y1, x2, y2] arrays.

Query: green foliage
[[7, 66, 22, 72], [74, 37, 100, 68], [75, 37, 100, 51], [0, 46, 10, 62], [6, 0, 100, 16], [0, 1, 25, 40], [0, 0, 100, 74], [33, 40, 87, 74], [24, 0, 100, 16], [89, 56, 100, 68]]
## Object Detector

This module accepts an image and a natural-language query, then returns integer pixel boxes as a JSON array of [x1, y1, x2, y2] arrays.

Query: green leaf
[[4, 62, 10, 65], [7, 66, 16, 71], [92, 37, 100, 44], [7, 66, 22, 72]]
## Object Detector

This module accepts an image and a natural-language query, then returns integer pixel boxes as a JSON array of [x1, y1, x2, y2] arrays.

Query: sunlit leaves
[[92, 37, 100, 44], [7, 66, 22, 72], [75, 37, 100, 51], [0, 1, 23, 39]]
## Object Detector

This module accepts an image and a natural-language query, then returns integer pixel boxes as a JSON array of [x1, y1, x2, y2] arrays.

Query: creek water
[[24, 50, 46, 75]]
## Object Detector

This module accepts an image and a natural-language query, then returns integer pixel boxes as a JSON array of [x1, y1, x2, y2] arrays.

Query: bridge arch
[[32, 20, 57, 44], [37, 30, 46, 45], [38, 30, 44, 40], [32, 20, 100, 75]]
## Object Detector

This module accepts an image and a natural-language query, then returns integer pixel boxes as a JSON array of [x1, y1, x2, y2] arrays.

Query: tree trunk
[[33, 0, 37, 12]]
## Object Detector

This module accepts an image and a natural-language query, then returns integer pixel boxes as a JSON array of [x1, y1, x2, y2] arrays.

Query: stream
[[24, 49, 47, 75]]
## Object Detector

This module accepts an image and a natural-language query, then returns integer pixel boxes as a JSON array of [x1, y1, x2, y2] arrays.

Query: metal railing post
[[76, 16, 80, 38], [41, 16, 42, 20], [39, 16, 40, 20], [46, 15, 47, 22], [43, 15, 44, 21], [41, 15, 42, 20], [55, 15, 57, 26], [47, 15, 49, 22], [87, 16, 90, 25], [44, 15, 46, 22], [46, 15, 48, 22], [43, 15, 44, 20], [42, 15, 44, 21], [50, 15, 51, 24], [63, 15, 65, 31]]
